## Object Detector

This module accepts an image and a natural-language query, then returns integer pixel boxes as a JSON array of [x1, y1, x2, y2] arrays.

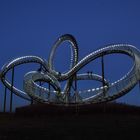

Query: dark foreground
[[0, 103, 140, 140]]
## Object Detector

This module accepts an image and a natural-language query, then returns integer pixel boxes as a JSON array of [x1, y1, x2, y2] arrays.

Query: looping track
[[0, 34, 140, 105]]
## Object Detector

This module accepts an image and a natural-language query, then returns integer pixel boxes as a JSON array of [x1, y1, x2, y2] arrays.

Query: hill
[[0, 103, 140, 139], [16, 102, 140, 116]]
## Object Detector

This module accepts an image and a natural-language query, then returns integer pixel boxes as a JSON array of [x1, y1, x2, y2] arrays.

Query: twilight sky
[[0, 0, 140, 111]]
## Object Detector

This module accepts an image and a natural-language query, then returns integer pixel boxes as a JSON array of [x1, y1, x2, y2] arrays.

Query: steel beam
[[101, 55, 106, 96], [10, 67, 14, 112], [3, 87, 7, 112]]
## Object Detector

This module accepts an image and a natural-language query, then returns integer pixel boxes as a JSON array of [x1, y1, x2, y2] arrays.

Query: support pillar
[[139, 81, 140, 94], [3, 87, 7, 112], [101, 55, 106, 96], [39, 64, 42, 97], [101, 55, 106, 113], [74, 74, 79, 114], [48, 82, 51, 101], [31, 98, 33, 105], [74, 74, 77, 102], [10, 67, 14, 112]]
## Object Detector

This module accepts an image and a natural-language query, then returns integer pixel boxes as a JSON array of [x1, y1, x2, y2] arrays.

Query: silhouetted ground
[[0, 103, 140, 139]]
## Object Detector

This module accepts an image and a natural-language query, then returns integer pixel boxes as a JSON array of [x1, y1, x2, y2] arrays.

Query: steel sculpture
[[0, 34, 140, 107]]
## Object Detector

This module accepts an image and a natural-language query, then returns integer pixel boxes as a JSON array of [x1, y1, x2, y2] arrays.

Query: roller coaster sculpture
[[0, 34, 140, 106]]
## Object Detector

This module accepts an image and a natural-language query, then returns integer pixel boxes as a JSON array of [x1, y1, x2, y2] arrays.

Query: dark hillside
[[16, 102, 140, 116], [0, 103, 140, 139]]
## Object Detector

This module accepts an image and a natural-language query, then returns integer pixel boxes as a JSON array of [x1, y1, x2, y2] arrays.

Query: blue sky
[[0, 0, 140, 111]]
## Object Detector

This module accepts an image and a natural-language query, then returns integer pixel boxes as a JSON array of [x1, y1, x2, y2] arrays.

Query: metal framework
[[0, 34, 140, 107]]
